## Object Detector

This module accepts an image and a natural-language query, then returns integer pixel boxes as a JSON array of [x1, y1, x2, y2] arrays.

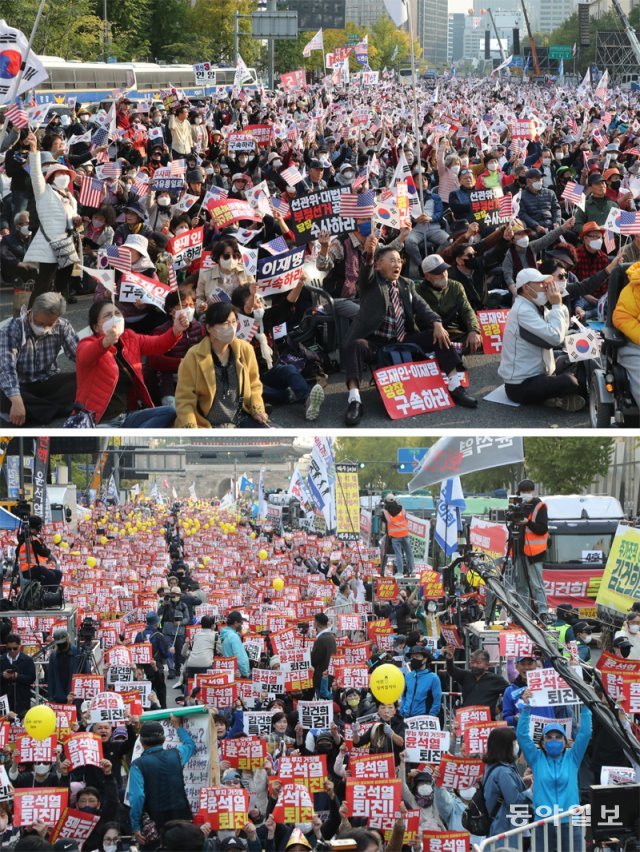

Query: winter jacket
[[401, 668, 442, 718], [416, 278, 480, 335], [573, 195, 619, 233], [498, 297, 570, 385], [613, 282, 640, 345], [75, 327, 182, 423], [185, 629, 218, 669], [502, 677, 554, 727], [517, 187, 561, 231], [47, 646, 91, 703], [219, 626, 250, 677], [517, 704, 592, 815], [445, 658, 509, 719], [0, 652, 36, 716], [483, 762, 530, 836], [24, 152, 78, 265], [147, 320, 206, 374]]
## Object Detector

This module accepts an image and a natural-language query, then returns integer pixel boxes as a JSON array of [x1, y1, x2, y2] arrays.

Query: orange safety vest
[[384, 509, 409, 538], [523, 501, 549, 558], [17, 540, 38, 574]]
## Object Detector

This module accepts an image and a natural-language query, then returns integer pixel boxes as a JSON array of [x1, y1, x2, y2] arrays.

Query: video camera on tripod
[[505, 495, 531, 526], [10, 503, 64, 612]]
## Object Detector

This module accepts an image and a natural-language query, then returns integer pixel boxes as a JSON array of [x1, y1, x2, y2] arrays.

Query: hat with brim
[[515, 268, 548, 290], [122, 233, 151, 262], [231, 172, 249, 183], [542, 723, 567, 738], [285, 829, 312, 850], [581, 220, 605, 237], [45, 163, 76, 183], [613, 635, 632, 649], [422, 254, 450, 276], [545, 247, 575, 267], [511, 218, 532, 235], [123, 200, 147, 221]]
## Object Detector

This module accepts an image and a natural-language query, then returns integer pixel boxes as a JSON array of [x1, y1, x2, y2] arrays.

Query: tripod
[[484, 518, 539, 626]]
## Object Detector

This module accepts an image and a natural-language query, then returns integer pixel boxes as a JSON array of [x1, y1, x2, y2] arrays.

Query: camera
[[78, 617, 97, 643], [505, 495, 530, 524]]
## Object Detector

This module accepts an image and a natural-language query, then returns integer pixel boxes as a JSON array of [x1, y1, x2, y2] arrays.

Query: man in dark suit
[[342, 237, 478, 425], [310, 613, 337, 699], [0, 634, 36, 717]]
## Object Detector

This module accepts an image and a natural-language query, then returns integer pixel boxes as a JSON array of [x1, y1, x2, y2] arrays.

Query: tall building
[[450, 12, 466, 61], [417, 0, 449, 68], [345, 0, 386, 28], [472, 0, 540, 32], [538, 0, 577, 32]]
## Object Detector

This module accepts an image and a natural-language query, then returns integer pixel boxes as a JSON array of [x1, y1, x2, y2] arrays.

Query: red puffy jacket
[[75, 327, 182, 423]]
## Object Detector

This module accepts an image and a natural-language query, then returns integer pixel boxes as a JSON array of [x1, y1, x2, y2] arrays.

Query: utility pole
[[103, 0, 109, 62], [267, 0, 276, 90]]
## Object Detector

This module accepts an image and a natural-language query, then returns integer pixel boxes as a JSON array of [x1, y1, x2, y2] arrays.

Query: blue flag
[[434, 477, 465, 556]]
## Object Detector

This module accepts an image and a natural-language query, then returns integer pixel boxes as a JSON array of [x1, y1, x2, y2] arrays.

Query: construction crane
[[520, 0, 540, 76], [486, 7, 507, 64], [611, 0, 640, 69]]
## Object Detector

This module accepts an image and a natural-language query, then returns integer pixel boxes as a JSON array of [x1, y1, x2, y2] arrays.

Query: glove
[[383, 724, 394, 738], [351, 722, 360, 736]]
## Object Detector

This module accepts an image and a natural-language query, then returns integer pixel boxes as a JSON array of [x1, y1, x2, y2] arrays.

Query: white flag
[[0, 19, 49, 104], [303, 29, 324, 58], [594, 69, 609, 101], [434, 477, 465, 557], [234, 55, 253, 88], [189, 482, 197, 500], [81, 266, 116, 293], [383, 0, 408, 27]]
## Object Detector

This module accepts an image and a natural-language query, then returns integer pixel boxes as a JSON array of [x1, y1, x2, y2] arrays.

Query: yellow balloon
[[52, 533, 62, 544], [100, 536, 108, 546], [203, 556, 210, 564], [369, 663, 405, 704], [86, 556, 97, 568], [60, 541, 69, 549], [272, 577, 284, 591], [258, 549, 268, 561], [250, 532, 257, 540], [24, 705, 57, 741]]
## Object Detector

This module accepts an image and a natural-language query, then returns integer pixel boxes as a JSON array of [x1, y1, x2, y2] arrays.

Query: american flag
[[5, 100, 29, 130], [339, 189, 375, 218], [79, 176, 104, 208], [168, 264, 178, 289], [592, 128, 607, 149], [262, 236, 289, 255], [170, 159, 187, 177], [614, 210, 640, 235], [604, 229, 616, 253], [281, 165, 304, 186], [567, 118, 579, 135], [104, 244, 133, 272], [131, 178, 150, 198], [353, 165, 369, 190], [624, 147, 640, 158], [602, 111, 612, 126], [270, 196, 290, 217], [101, 162, 123, 179], [561, 181, 584, 205], [91, 124, 110, 149], [498, 194, 513, 218]]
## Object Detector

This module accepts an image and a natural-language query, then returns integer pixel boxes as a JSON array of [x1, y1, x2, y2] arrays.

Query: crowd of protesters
[[4, 73, 640, 426], [0, 494, 637, 851]]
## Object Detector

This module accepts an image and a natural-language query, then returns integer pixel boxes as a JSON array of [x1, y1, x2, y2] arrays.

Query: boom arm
[[520, 0, 540, 76], [611, 0, 640, 69]]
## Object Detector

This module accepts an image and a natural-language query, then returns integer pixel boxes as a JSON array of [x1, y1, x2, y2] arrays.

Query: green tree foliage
[[335, 437, 438, 493], [523, 437, 614, 494], [4, 0, 104, 59], [544, 7, 640, 72]]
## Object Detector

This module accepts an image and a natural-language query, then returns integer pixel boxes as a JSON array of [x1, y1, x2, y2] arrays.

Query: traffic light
[[359, 462, 366, 469]]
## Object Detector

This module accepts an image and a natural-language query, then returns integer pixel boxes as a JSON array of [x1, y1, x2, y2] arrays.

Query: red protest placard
[[379, 808, 420, 843], [129, 643, 153, 665], [200, 682, 238, 709], [332, 665, 369, 691], [244, 124, 274, 146], [337, 613, 361, 632], [441, 624, 463, 649], [350, 753, 395, 781], [498, 631, 534, 658], [469, 518, 508, 560], [50, 808, 100, 845], [455, 706, 492, 733], [119, 271, 175, 311], [13, 788, 68, 827], [104, 646, 132, 667], [374, 361, 453, 420], [118, 690, 143, 717], [346, 778, 401, 824], [477, 309, 509, 355], [72, 675, 105, 700], [366, 618, 393, 643], [278, 754, 327, 793], [376, 578, 399, 601], [198, 786, 249, 831], [65, 733, 104, 771], [420, 569, 444, 599], [220, 737, 267, 771], [284, 666, 314, 692], [16, 736, 57, 764], [206, 198, 262, 228], [0, 722, 9, 748], [437, 754, 485, 789], [463, 721, 507, 756], [621, 680, 640, 714], [423, 830, 471, 852], [344, 642, 372, 665], [272, 783, 315, 824], [167, 226, 204, 265]]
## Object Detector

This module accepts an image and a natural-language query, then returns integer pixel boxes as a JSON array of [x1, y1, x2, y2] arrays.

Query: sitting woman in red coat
[[75, 300, 188, 427]]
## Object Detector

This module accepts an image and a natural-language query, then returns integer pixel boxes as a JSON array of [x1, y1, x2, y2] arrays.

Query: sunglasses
[[556, 272, 568, 280], [6, 647, 19, 652]]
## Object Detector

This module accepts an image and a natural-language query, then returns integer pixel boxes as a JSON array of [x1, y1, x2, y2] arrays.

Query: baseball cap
[[220, 839, 247, 851], [515, 268, 548, 290], [525, 168, 542, 179], [309, 159, 324, 169], [587, 172, 605, 186], [573, 621, 591, 633], [516, 655, 535, 663], [517, 478, 535, 493], [613, 635, 632, 649], [53, 627, 69, 645], [408, 645, 430, 656], [227, 610, 246, 625], [139, 721, 165, 743], [422, 254, 450, 276], [603, 168, 621, 180], [542, 722, 568, 738]]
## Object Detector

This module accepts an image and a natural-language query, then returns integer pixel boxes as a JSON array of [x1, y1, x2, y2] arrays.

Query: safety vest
[[384, 509, 409, 538], [549, 623, 572, 659], [17, 540, 39, 574], [523, 501, 549, 558]]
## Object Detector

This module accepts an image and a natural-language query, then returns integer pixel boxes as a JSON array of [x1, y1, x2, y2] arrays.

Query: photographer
[[158, 588, 189, 679], [47, 627, 91, 704], [0, 635, 35, 717], [15, 515, 62, 589], [511, 479, 551, 623]]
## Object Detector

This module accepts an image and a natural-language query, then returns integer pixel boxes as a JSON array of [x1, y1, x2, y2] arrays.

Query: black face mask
[[610, 181, 621, 190], [619, 645, 631, 658], [464, 256, 478, 270], [410, 659, 424, 671]]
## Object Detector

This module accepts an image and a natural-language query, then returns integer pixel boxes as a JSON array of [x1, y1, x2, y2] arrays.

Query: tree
[[101, 0, 152, 61], [148, 0, 192, 62], [335, 437, 438, 493], [5, 0, 104, 60], [523, 437, 614, 494]]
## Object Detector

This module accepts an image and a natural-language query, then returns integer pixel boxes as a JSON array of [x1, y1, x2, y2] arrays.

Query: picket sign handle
[[140, 705, 210, 721]]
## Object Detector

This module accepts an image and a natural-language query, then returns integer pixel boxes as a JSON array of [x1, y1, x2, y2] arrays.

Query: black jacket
[[446, 658, 509, 719], [310, 630, 337, 677], [0, 651, 36, 716]]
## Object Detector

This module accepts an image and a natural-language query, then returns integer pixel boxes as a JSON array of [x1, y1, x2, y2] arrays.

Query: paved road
[[1, 288, 591, 429]]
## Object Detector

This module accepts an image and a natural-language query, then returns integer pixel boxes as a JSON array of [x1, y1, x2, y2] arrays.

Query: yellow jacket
[[613, 281, 640, 344], [174, 336, 265, 428]]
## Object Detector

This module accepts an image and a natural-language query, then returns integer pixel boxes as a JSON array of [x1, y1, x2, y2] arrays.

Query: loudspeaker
[[512, 28, 520, 55], [578, 2, 590, 48], [484, 30, 491, 60]]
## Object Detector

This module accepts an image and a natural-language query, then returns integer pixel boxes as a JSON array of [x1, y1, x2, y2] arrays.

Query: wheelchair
[[588, 262, 640, 428]]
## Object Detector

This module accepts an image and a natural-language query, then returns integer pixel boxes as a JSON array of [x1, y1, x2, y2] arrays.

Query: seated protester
[[416, 254, 482, 353], [228, 171, 252, 200], [572, 221, 611, 318], [196, 238, 252, 311], [302, 157, 328, 192], [448, 168, 477, 225], [448, 225, 512, 310], [502, 217, 576, 300], [175, 301, 269, 428], [342, 238, 478, 427], [146, 142, 170, 174], [230, 281, 325, 421], [113, 199, 153, 246], [518, 168, 562, 236], [0, 212, 34, 284], [573, 172, 620, 234], [612, 260, 640, 408], [538, 253, 622, 322], [621, 231, 640, 265], [82, 206, 116, 292], [508, 163, 528, 196], [436, 139, 461, 204], [403, 184, 450, 271], [498, 268, 584, 411], [147, 189, 174, 233], [144, 289, 205, 407], [75, 299, 188, 427], [0, 292, 78, 426]]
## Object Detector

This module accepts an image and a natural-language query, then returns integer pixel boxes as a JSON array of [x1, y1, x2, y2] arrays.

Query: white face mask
[[34, 764, 50, 775], [513, 741, 520, 758], [219, 257, 236, 272], [272, 159, 282, 169], [104, 844, 118, 852], [520, 492, 534, 502], [205, 168, 214, 176], [459, 786, 476, 801], [18, 225, 30, 236], [213, 325, 235, 344], [102, 315, 125, 336], [53, 174, 70, 190], [343, 170, 354, 181], [178, 307, 195, 324], [542, 157, 551, 166], [515, 236, 529, 249], [588, 239, 603, 252], [487, 161, 498, 172], [30, 321, 52, 337], [533, 292, 548, 307], [628, 624, 640, 634], [460, 157, 469, 166], [195, 117, 203, 124], [450, 165, 461, 175], [253, 307, 265, 320], [157, 196, 171, 207], [581, 634, 593, 643], [531, 180, 543, 191], [92, 218, 104, 229]]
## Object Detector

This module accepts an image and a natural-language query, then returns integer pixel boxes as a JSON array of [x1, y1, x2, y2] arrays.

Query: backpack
[[15, 581, 44, 611], [62, 403, 96, 429], [376, 342, 427, 368], [461, 764, 503, 836]]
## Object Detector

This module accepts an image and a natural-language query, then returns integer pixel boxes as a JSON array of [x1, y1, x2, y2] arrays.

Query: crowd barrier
[[472, 805, 589, 852]]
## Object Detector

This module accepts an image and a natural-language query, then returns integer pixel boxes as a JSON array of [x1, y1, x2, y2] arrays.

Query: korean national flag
[[434, 477, 466, 557]]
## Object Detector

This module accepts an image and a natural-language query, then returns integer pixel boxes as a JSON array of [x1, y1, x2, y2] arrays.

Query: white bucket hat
[[122, 233, 151, 262]]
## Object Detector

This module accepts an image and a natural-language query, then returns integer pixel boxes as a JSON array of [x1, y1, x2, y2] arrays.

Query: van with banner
[[596, 522, 640, 623]]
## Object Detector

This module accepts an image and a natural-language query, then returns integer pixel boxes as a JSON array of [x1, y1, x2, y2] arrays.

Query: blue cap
[[146, 611, 159, 625], [516, 655, 535, 663], [542, 723, 567, 738]]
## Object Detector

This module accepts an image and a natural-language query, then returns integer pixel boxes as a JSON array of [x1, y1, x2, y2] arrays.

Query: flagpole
[[405, 0, 424, 214]]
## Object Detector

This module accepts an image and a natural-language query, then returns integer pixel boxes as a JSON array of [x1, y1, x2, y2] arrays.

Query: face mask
[[531, 180, 543, 191], [358, 222, 371, 237], [610, 180, 621, 190], [520, 493, 534, 502], [80, 115, 89, 123], [79, 806, 100, 815], [219, 257, 236, 272], [157, 196, 171, 207], [102, 315, 125, 336], [104, 845, 118, 852], [555, 151, 563, 159], [610, 154, 618, 161], [179, 307, 195, 324], [450, 165, 461, 175], [30, 321, 51, 337], [427, 601, 437, 613], [272, 159, 282, 169], [175, 227, 189, 236], [343, 171, 354, 181], [415, 785, 434, 809], [470, 666, 485, 677], [92, 218, 105, 229], [464, 256, 478, 269], [533, 292, 548, 307], [195, 117, 203, 124], [53, 174, 70, 190], [619, 645, 632, 658], [515, 236, 529, 249], [544, 739, 564, 757], [581, 634, 593, 643], [513, 741, 520, 758], [213, 325, 235, 344], [487, 161, 498, 172], [410, 659, 425, 671], [253, 307, 265, 320], [542, 158, 551, 166], [460, 157, 469, 166], [18, 225, 30, 236], [629, 624, 640, 634], [458, 786, 476, 802], [347, 697, 360, 708], [588, 239, 603, 252], [431, 276, 447, 289], [34, 764, 50, 775], [205, 168, 214, 176]]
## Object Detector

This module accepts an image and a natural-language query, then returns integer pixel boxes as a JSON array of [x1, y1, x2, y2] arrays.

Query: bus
[[31, 57, 259, 106]]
